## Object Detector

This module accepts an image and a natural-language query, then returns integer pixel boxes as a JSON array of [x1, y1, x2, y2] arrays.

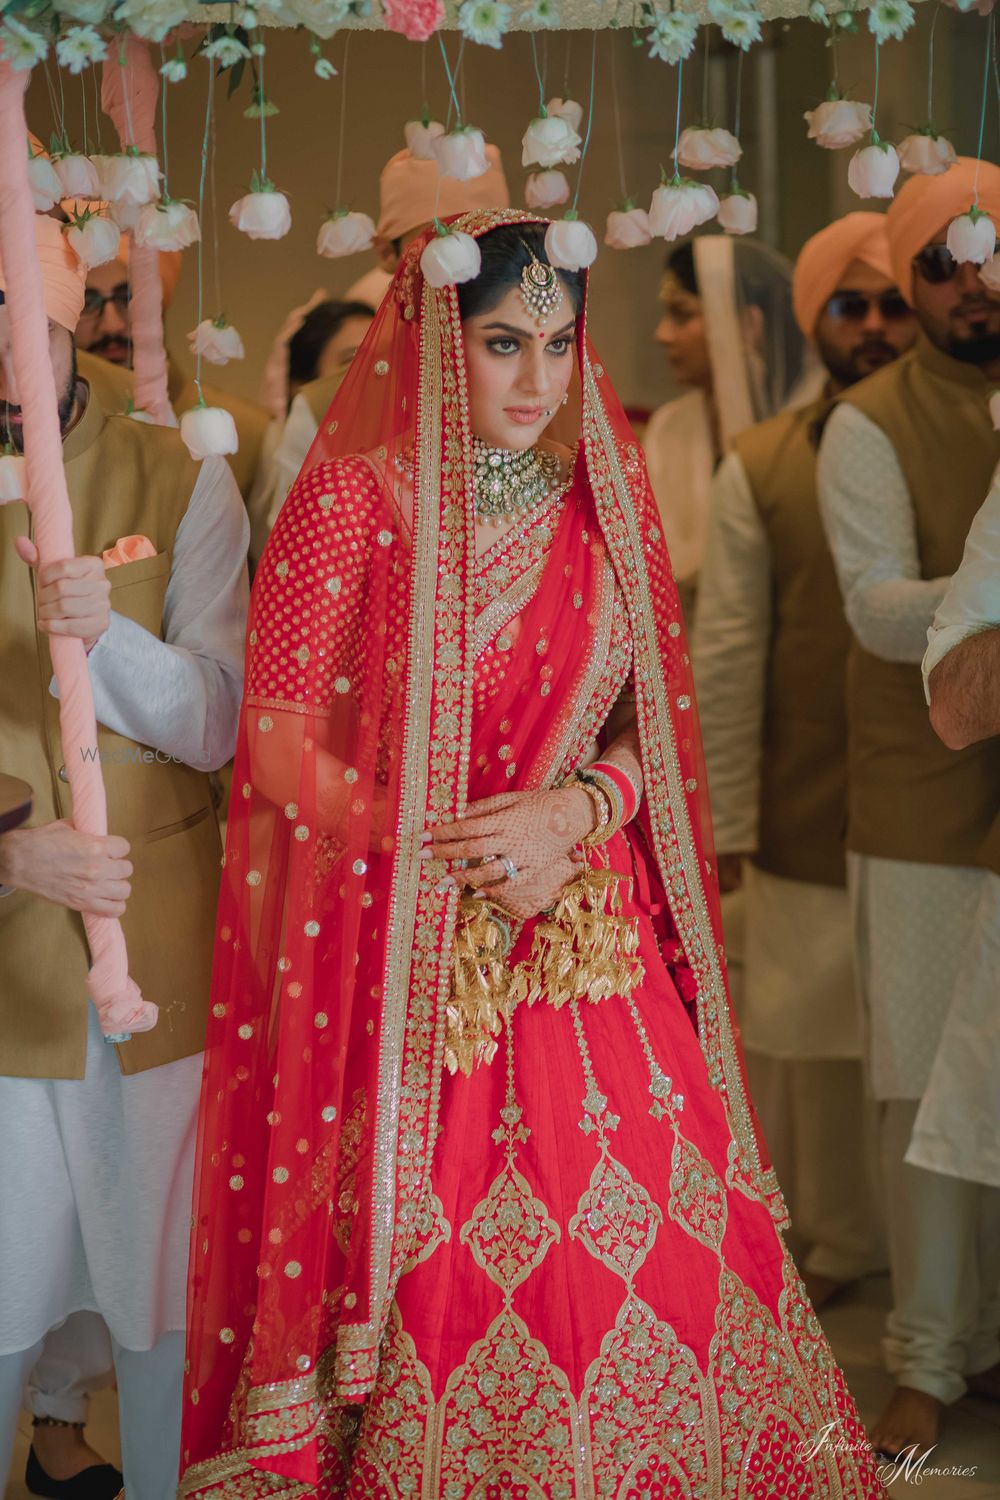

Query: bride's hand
[[423, 786, 595, 901], [479, 853, 585, 920]]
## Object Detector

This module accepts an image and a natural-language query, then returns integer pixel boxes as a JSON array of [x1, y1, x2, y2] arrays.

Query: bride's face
[[462, 283, 577, 451]]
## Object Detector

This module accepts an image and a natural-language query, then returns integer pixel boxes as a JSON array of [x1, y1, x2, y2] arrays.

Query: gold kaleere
[[507, 858, 645, 1013], [444, 898, 514, 1077]]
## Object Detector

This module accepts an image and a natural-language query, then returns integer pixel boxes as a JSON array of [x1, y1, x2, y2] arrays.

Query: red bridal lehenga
[[180, 211, 884, 1500]]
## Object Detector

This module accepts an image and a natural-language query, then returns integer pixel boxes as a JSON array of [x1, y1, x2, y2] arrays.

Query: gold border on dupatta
[[581, 358, 786, 1226]]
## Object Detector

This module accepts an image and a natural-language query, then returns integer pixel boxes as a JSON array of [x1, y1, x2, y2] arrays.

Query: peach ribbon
[[0, 61, 156, 1039], [102, 533, 157, 568], [101, 37, 174, 427]]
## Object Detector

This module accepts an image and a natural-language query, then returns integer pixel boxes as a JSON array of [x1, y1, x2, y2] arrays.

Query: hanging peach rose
[[947, 206, 997, 265], [316, 210, 376, 258], [53, 152, 100, 199], [432, 127, 489, 182], [187, 318, 246, 366], [718, 189, 758, 235], [66, 212, 121, 270], [898, 130, 957, 176], [98, 149, 161, 207], [229, 181, 292, 240], [404, 118, 445, 161], [546, 96, 584, 133], [805, 97, 872, 150], [522, 112, 581, 169], [648, 176, 719, 239], [525, 170, 570, 210], [847, 140, 900, 199], [677, 125, 742, 170], [604, 206, 652, 249]]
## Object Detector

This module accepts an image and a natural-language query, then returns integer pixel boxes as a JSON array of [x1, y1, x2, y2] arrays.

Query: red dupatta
[[180, 209, 782, 1496]]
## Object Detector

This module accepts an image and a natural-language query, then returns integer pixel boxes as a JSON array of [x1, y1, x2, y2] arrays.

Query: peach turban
[[792, 212, 893, 338], [345, 266, 393, 308], [0, 213, 86, 332], [887, 156, 1000, 305], [114, 232, 182, 309], [377, 145, 510, 242]]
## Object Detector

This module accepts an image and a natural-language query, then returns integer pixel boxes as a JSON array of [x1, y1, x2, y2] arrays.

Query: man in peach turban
[[693, 213, 915, 1337], [266, 142, 511, 526], [818, 159, 1000, 1459], [0, 211, 249, 1500]]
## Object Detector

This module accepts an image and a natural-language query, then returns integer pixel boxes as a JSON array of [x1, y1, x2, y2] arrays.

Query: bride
[[180, 210, 884, 1499]]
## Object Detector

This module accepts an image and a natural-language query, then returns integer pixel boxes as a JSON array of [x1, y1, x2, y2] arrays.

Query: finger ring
[[500, 856, 518, 882]]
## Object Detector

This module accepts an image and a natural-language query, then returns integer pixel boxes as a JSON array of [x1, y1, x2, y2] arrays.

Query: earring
[[561, 393, 569, 406]]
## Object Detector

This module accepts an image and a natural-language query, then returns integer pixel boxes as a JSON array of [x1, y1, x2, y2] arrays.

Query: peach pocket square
[[102, 534, 157, 568]]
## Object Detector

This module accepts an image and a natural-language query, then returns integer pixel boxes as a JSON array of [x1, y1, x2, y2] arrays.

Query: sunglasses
[[81, 285, 131, 318], [825, 290, 912, 323], [912, 243, 959, 285]]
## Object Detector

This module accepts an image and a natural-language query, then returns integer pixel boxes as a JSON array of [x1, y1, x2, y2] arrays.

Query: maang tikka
[[520, 249, 564, 325]]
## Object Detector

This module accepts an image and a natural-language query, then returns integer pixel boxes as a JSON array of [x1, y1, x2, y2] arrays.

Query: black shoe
[[25, 1446, 123, 1500]]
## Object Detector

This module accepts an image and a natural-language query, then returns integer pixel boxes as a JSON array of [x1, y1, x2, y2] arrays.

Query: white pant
[[26, 1311, 114, 1425], [880, 1099, 1000, 1404], [746, 1052, 884, 1283], [0, 1327, 185, 1500]]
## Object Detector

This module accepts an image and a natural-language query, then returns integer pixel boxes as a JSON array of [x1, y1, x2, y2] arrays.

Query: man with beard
[[818, 160, 1000, 1459], [75, 239, 268, 510], [692, 214, 914, 1321], [0, 215, 247, 1500]]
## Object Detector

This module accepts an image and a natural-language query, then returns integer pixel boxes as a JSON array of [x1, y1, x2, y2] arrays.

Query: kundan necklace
[[472, 437, 562, 525]]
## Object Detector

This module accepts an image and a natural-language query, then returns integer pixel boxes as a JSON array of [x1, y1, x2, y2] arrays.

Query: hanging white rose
[[677, 126, 743, 171], [229, 177, 292, 240], [544, 215, 598, 271], [27, 152, 63, 212], [805, 97, 872, 150], [135, 198, 200, 252], [648, 175, 719, 239], [947, 206, 997, 265], [604, 205, 652, 249], [405, 118, 446, 160], [898, 129, 957, 176], [525, 170, 570, 210], [180, 404, 240, 461], [0, 452, 25, 504], [108, 201, 142, 233], [53, 152, 101, 199], [66, 212, 121, 270], [546, 96, 584, 133], [847, 140, 900, 200], [316, 210, 377, 258], [522, 112, 582, 170], [718, 189, 759, 235], [99, 149, 162, 207], [187, 318, 246, 366], [979, 253, 1000, 292], [432, 126, 489, 182], [420, 224, 482, 287]]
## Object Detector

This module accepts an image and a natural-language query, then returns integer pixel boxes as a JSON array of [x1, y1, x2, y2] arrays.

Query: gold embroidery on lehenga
[[458, 1049, 560, 1296], [580, 1295, 716, 1500]]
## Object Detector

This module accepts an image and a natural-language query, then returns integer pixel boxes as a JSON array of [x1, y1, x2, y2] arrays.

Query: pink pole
[[0, 61, 156, 1038], [102, 37, 173, 426]]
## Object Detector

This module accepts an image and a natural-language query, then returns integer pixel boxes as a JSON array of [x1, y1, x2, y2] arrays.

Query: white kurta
[[641, 390, 714, 611], [907, 475, 1000, 1188], [817, 404, 991, 1102], [0, 451, 249, 1354], [266, 390, 320, 532], [693, 451, 861, 1060]]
